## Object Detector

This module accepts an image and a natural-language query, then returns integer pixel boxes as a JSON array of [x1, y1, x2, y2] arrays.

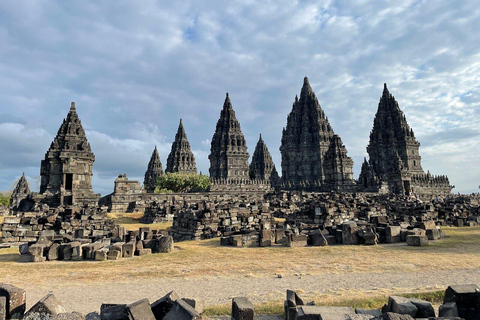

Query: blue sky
[[0, 1, 479, 195]]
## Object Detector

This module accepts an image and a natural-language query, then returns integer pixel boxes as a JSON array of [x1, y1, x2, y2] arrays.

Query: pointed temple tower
[[280, 77, 355, 191], [39, 102, 99, 206], [9, 173, 31, 210], [359, 84, 452, 195], [144, 146, 164, 193], [249, 134, 280, 186], [209, 93, 250, 180], [166, 119, 197, 174]]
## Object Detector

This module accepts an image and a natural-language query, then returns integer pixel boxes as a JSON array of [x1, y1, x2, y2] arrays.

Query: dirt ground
[[0, 227, 479, 316]]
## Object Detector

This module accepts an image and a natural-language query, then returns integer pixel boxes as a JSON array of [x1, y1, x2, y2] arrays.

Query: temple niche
[[358, 84, 452, 196], [279, 77, 356, 191], [39, 102, 99, 206]]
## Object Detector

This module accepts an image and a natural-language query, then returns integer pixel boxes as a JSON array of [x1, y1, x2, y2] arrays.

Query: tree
[[154, 173, 211, 193], [0, 192, 10, 206]]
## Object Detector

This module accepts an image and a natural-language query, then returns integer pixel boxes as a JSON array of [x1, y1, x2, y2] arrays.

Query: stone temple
[[280, 77, 356, 191], [166, 119, 197, 174], [209, 93, 250, 181], [249, 134, 280, 185], [39, 102, 99, 206], [358, 84, 452, 195], [144, 146, 164, 193]]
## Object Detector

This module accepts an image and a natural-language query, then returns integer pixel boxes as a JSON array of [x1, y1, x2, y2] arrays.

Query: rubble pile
[[170, 199, 274, 241], [1, 283, 480, 319], [18, 226, 174, 263]]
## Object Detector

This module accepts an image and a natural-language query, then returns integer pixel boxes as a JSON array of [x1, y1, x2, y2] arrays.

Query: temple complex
[[279, 77, 356, 191], [358, 84, 452, 196], [144, 146, 164, 193], [166, 119, 197, 174], [39, 102, 99, 206], [249, 134, 280, 185]]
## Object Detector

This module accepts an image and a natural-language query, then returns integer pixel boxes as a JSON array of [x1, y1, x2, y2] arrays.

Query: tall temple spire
[[250, 134, 279, 185], [359, 83, 451, 195], [9, 173, 31, 210], [280, 77, 354, 190], [40, 102, 98, 206], [166, 119, 197, 174], [144, 146, 164, 192], [209, 93, 250, 180]]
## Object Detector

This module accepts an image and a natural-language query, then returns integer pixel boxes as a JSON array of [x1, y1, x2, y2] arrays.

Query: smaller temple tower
[[144, 146, 164, 193], [209, 93, 250, 180], [39, 102, 99, 206], [249, 134, 280, 186], [166, 119, 197, 174], [323, 134, 356, 191], [9, 173, 31, 210]]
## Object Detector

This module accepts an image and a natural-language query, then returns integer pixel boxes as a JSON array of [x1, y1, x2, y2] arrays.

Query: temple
[[279, 77, 356, 191], [144, 146, 164, 193], [39, 102, 99, 206], [249, 134, 280, 186], [358, 84, 452, 196], [166, 119, 197, 174]]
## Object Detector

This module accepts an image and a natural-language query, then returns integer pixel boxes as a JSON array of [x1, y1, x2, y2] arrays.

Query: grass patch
[[203, 290, 445, 315], [106, 212, 172, 231]]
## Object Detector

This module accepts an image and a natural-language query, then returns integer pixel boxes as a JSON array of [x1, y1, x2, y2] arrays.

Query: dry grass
[[203, 290, 445, 316], [107, 212, 172, 231], [0, 227, 479, 290]]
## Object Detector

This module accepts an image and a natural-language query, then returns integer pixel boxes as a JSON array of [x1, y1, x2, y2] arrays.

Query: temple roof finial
[[304, 77, 309, 85], [70, 102, 76, 111]]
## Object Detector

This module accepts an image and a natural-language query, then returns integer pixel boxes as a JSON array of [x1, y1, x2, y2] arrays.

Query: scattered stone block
[[0, 296, 6, 320], [163, 300, 200, 320], [406, 235, 428, 246], [295, 306, 355, 320], [157, 236, 174, 253], [382, 312, 414, 320], [127, 298, 155, 320], [122, 242, 135, 258], [24, 293, 66, 318], [408, 298, 434, 318], [286, 234, 307, 247], [181, 298, 205, 314], [107, 248, 121, 261], [0, 283, 26, 319], [57, 312, 85, 320], [355, 308, 382, 317], [342, 222, 359, 245], [426, 228, 440, 240], [47, 243, 60, 261], [100, 304, 128, 320], [151, 291, 179, 320], [439, 302, 459, 317], [232, 297, 254, 320], [386, 226, 401, 243], [387, 296, 417, 317]]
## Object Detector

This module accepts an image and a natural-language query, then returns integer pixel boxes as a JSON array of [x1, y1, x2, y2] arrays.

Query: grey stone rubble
[[1, 284, 479, 319]]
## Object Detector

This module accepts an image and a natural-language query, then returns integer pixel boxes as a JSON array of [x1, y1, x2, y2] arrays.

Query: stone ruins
[[1, 283, 480, 319], [2, 79, 469, 253]]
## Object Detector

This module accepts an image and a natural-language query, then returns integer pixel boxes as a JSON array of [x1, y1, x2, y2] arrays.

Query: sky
[[0, 1, 479, 195]]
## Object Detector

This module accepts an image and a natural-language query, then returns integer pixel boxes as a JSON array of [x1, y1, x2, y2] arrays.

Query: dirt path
[[21, 268, 480, 315]]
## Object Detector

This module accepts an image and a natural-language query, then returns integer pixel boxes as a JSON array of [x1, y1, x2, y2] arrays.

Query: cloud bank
[[0, 1, 479, 194]]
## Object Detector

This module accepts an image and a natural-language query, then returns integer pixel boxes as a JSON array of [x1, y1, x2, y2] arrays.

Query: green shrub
[[0, 194, 10, 206], [154, 173, 211, 193]]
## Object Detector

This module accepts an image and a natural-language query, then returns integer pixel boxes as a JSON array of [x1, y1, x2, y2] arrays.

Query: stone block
[[444, 284, 479, 318], [94, 248, 109, 261], [259, 230, 272, 247], [100, 304, 128, 320], [0, 296, 6, 320], [286, 234, 307, 247], [308, 230, 328, 246], [47, 243, 60, 261], [354, 308, 382, 317], [181, 298, 205, 314], [406, 235, 428, 246], [107, 248, 121, 261], [127, 298, 155, 320], [342, 222, 359, 245], [151, 291, 179, 319], [57, 312, 85, 320], [163, 300, 200, 320], [387, 296, 417, 317], [439, 302, 458, 317], [231, 297, 254, 320], [408, 298, 435, 318], [382, 313, 414, 320], [295, 306, 355, 320], [122, 242, 135, 258], [386, 226, 401, 243], [419, 220, 436, 230], [136, 249, 152, 256], [426, 228, 440, 240], [156, 236, 174, 253], [24, 293, 66, 318], [0, 283, 26, 319]]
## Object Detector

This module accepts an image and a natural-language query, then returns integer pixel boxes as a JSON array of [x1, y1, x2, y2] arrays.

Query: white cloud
[[0, 0, 479, 194]]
